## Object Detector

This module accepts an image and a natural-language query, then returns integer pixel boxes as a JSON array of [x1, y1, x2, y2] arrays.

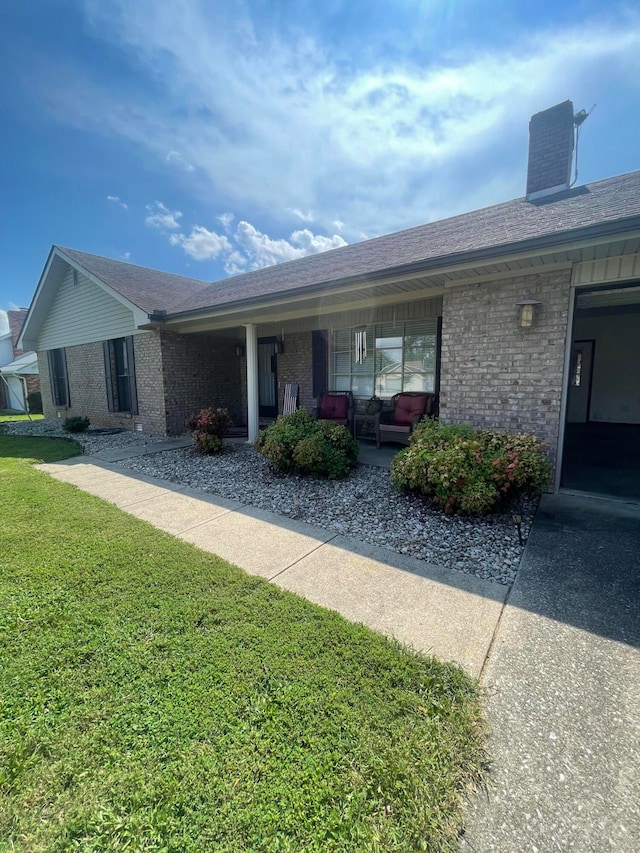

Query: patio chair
[[313, 391, 353, 433], [375, 392, 434, 448]]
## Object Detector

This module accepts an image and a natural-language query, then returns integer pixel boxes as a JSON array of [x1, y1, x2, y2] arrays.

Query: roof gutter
[[161, 214, 640, 323]]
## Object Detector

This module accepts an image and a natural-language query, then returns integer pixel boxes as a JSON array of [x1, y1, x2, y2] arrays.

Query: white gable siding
[[38, 267, 138, 350], [573, 253, 640, 286]]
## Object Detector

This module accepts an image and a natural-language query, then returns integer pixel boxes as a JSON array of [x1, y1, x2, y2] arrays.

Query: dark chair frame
[[375, 391, 434, 448]]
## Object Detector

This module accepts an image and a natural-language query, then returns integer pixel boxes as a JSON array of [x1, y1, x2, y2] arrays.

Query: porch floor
[[561, 422, 640, 501]]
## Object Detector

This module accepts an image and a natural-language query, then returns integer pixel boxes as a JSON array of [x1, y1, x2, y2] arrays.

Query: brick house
[[19, 101, 640, 497], [0, 309, 40, 412]]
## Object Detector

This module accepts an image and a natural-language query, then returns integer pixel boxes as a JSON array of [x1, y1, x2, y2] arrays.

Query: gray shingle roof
[[56, 247, 208, 315], [57, 170, 640, 318]]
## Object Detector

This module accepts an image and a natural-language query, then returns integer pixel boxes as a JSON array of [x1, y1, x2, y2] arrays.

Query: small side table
[[353, 413, 378, 442]]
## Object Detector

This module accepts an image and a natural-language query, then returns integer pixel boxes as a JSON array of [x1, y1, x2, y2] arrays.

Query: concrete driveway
[[463, 494, 640, 852]]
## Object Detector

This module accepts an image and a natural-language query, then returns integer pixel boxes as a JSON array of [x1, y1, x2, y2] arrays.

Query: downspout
[[19, 375, 33, 419]]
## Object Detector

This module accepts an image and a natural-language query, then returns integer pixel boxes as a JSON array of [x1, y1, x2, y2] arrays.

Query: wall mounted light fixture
[[235, 344, 245, 357], [274, 339, 285, 355], [516, 299, 542, 328]]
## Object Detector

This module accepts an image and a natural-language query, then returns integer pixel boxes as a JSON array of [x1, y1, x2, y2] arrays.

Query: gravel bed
[[3, 418, 163, 455], [4, 419, 537, 585]]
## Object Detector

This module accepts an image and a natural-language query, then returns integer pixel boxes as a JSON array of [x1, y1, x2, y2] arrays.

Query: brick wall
[[25, 375, 40, 397], [133, 332, 167, 434], [39, 332, 167, 434], [439, 269, 572, 472], [160, 331, 243, 434], [276, 332, 315, 413], [37, 352, 52, 414]]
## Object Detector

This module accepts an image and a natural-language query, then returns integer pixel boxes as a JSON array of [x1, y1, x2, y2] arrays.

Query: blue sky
[[1, 0, 640, 324]]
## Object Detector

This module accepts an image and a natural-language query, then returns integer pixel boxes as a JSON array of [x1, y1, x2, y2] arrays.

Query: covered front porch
[[155, 291, 444, 446]]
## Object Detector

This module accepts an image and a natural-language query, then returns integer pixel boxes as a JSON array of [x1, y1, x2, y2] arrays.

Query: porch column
[[245, 323, 259, 443]]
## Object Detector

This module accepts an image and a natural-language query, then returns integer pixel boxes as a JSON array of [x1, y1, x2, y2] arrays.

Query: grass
[[0, 435, 486, 852], [0, 411, 44, 423]]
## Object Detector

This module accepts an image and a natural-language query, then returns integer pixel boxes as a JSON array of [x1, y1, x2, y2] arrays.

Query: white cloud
[[332, 219, 344, 232], [169, 225, 232, 261], [107, 194, 128, 209], [223, 250, 248, 276], [170, 215, 347, 272], [234, 221, 347, 269], [286, 208, 314, 222], [145, 200, 182, 230], [122, 251, 131, 260], [217, 212, 235, 231], [166, 150, 195, 172], [0, 310, 8, 336], [43, 4, 640, 237]]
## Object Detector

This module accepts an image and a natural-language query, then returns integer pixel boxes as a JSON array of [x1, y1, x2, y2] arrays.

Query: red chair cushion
[[394, 394, 428, 426], [320, 394, 349, 420]]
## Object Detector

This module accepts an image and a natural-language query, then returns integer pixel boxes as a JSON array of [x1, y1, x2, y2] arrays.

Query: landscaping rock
[[5, 419, 537, 584]]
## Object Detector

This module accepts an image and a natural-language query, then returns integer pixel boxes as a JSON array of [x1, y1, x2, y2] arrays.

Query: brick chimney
[[526, 100, 575, 200]]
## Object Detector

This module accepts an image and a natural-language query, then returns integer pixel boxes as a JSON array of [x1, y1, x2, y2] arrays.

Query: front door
[[258, 338, 278, 418], [566, 339, 595, 423]]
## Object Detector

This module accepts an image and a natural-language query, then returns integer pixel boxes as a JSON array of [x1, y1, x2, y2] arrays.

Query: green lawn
[[0, 411, 44, 423], [0, 436, 486, 852]]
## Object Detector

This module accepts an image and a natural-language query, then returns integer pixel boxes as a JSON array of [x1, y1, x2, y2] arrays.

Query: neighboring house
[[19, 101, 640, 498], [0, 309, 40, 412]]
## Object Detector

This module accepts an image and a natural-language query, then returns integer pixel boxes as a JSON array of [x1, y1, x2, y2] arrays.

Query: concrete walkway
[[36, 454, 507, 678], [463, 494, 640, 852], [36, 452, 640, 849]]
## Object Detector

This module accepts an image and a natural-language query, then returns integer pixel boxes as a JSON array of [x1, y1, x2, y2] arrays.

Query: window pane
[[375, 334, 403, 349], [334, 329, 350, 350], [403, 372, 435, 393], [352, 375, 374, 397], [334, 375, 350, 391], [113, 338, 132, 412], [376, 373, 402, 396], [405, 319, 437, 335], [405, 347, 435, 370], [334, 351, 350, 373], [352, 353, 374, 375], [405, 334, 436, 348], [376, 348, 402, 373]]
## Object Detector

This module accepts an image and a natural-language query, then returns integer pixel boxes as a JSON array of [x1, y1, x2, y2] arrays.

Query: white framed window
[[332, 320, 438, 398]]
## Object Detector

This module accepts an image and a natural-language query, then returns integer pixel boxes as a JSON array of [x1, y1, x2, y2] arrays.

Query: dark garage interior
[[561, 282, 640, 501]]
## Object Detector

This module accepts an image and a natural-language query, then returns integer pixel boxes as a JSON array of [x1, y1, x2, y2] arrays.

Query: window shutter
[[103, 341, 114, 412], [312, 330, 328, 398], [47, 350, 56, 405], [61, 348, 71, 408], [125, 336, 138, 415]]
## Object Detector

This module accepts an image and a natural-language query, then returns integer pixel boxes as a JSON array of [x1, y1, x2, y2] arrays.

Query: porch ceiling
[[160, 232, 640, 334]]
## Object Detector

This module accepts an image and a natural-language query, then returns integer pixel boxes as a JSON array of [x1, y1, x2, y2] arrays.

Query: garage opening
[[561, 282, 640, 500]]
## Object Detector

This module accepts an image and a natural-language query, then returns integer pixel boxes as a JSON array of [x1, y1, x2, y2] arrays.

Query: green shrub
[[391, 418, 550, 515], [187, 407, 231, 455], [255, 409, 358, 479], [62, 416, 90, 433], [27, 391, 43, 414]]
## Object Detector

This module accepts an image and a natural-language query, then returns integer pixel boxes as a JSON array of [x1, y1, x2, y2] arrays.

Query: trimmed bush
[[27, 391, 43, 414], [187, 407, 231, 455], [391, 418, 550, 514], [255, 409, 358, 479], [63, 416, 90, 433]]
